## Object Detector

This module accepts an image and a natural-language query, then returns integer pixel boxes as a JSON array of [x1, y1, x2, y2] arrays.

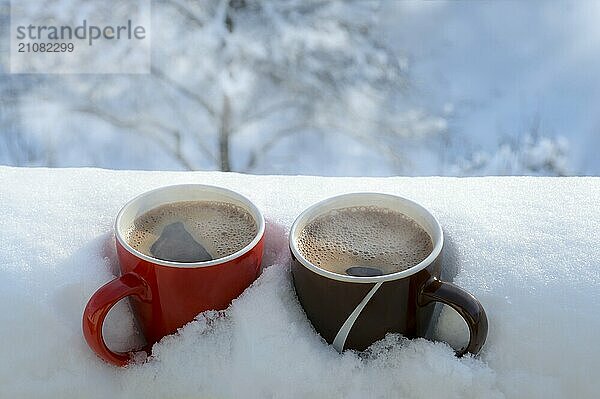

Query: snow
[[452, 135, 570, 176], [1, 166, 598, 398]]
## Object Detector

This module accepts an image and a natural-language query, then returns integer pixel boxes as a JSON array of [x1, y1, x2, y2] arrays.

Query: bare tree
[[9, 0, 447, 172]]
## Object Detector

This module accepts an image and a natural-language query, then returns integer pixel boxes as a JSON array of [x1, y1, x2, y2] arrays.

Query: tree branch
[[151, 66, 217, 118], [235, 99, 308, 132], [75, 105, 205, 170], [163, 0, 205, 27], [244, 123, 316, 171]]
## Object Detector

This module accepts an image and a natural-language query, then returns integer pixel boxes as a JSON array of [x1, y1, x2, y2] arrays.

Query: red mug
[[82, 185, 265, 366]]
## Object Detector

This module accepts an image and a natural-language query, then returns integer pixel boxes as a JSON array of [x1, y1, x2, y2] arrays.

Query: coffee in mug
[[296, 205, 433, 276], [126, 201, 257, 263]]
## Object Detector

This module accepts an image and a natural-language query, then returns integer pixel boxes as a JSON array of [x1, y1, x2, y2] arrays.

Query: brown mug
[[289, 193, 488, 356]]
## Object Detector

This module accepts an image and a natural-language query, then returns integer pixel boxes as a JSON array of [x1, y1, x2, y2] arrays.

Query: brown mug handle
[[419, 277, 488, 356]]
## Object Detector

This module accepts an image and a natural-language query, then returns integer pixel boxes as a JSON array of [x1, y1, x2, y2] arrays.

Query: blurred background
[[1, 0, 598, 176]]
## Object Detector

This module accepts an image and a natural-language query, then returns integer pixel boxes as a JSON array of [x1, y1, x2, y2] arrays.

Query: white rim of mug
[[115, 184, 265, 268], [289, 192, 444, 283]]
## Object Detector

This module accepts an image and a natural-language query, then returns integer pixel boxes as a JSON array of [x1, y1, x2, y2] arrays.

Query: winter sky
[[1, 1, 599, 175], [381, 1, 600, 175]]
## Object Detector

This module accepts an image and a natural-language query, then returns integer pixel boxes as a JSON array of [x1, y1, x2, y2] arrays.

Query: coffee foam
[[125, 201, 257, 262], [297, 205, 433, 276]]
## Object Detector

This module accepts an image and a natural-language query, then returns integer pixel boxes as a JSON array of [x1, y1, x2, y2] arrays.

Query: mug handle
[[82, 272, 152, 367], [419, 277, 488, 356]]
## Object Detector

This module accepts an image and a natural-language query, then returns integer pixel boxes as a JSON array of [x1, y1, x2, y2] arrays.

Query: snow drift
[[0, 167, 597, 398]]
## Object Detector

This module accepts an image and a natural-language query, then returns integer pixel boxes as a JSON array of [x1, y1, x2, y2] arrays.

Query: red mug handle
[[82, 272, 152, 366]]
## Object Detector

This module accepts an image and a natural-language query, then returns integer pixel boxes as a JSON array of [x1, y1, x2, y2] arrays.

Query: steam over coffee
[[297, 206, 433, 276], [126, 201, 257, 263]]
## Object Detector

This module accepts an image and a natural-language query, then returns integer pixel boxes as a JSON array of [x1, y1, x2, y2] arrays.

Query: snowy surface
[[0, 167, 598, 398]]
